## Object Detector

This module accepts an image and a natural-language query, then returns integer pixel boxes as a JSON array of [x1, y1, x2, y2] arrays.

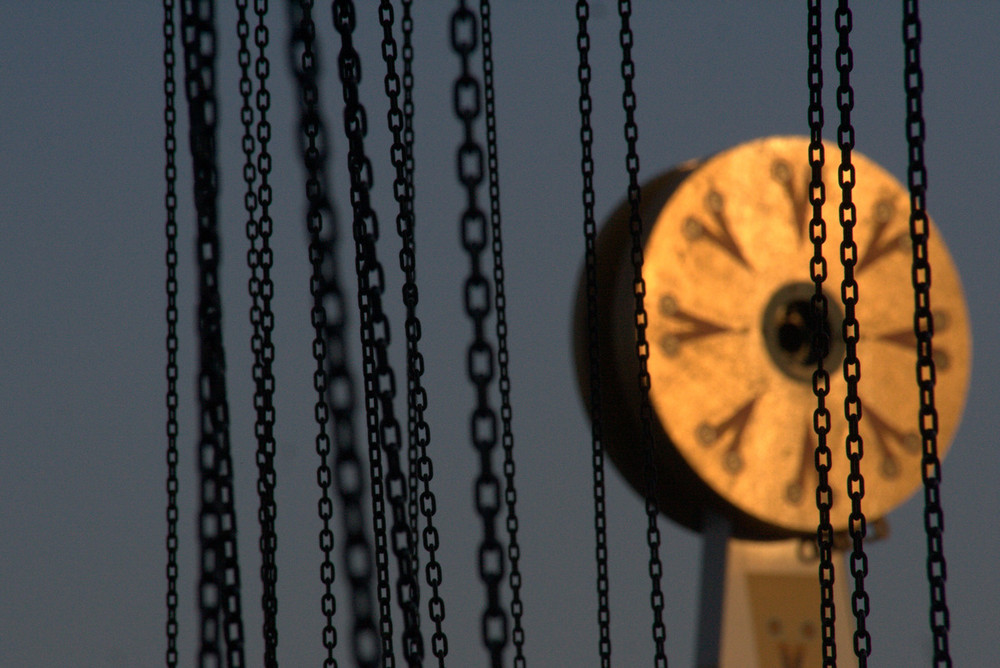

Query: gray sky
[[2, 3, 998, 666]]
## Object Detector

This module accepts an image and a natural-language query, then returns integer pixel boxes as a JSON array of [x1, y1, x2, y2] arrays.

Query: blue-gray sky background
[[2, 3, 998, 666]]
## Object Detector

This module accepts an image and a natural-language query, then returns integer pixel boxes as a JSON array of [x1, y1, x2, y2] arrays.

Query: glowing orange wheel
[[576, 136, 970, 538]]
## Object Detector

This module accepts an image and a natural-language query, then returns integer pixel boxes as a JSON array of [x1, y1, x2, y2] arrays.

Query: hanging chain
[[450, 4, 508, 666], [287, 1, 382, 665], [479, 3, 526, 665], [577, 2, 612, 665], [806, 3, 837, 667], [377, 1, 453, 665], [163, 1, 180, 665], [398, 4, 428, 648], [399, 0, 417, 607], [833, 3, 871, 663], [333, 2, 424, 665], [902, 3, 952, 666], [402, 4, 452, 661], [375, 0, 436, 664], [252, 4, 280, 664], [576, 2, 613, 665], [235, 0, 280, 662], [617, 2, 668, 665], [288, 5, 339, 663], [252, 3, 280, 661], [180, 0, 247, 665], [334, 3, 397, 661]]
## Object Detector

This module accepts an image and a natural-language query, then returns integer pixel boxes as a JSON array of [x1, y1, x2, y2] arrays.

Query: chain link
[[833, 3, 871, 663], [235, 0, 280, 662], [288, 2, 384, 665], [806, 3, 837, 666], [616, 2, 668, 665], [252, 3, 280, 663], [576, 2, 612, 665], [579, 0, 612, 661], [397, 5, 428, 651], [478, 3, 526, 665], [377, 1, 455, 665], [163, 1, 180, 664], [902, 3, 952, 665], [333, 2, 425, 665], [332, 4, 396, 662], [450, 4, 508, 666], [254, 4, 281, 662], [180, 0, 247, 664]]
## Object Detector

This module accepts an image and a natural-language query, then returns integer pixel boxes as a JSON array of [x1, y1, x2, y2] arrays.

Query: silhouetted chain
[[400, 5, 451, 661], [377, 2, 453, 665], [397, 4, 428, 643], [286, 1, 379, 665], [332, 2, 423, 665], [902, 3, 952, 666], [252, 4, 280, 663], [833, 3, 871, 663], [450, 3, 508, 666], [576, 2, 612, 665], [617, 2, 668, 665], [162, 1, 180, 665], [234, 0, 280, 661], [332, 1, 396, 664], [806, 2, 837, 666], [180, 0, 246, 664], [479, 3, 526, 665]]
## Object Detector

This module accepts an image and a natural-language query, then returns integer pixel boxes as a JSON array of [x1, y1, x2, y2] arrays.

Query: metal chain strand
[[401, 5, 451, 661], [163, 1, 180, 664], [450, 4, 508, 666], [479, 3, 526, 665], [334, 3, 396, 661], [577, 2, 612, 665], [834, 3, 871, 662], [180, 0, 247, 664], [902, 3, 952, 665], [287, 5, 338, 662], [617, 2, 668, 665], [806, 2, 837, 666], [378, 2, 453, 665], [398, 4, 428, 647], [286, 2, 381, 665], [234, 0, 280, 662], [376, 1, 435, 663], [333, 2, 424, 665], [252, 5, 280, 664]]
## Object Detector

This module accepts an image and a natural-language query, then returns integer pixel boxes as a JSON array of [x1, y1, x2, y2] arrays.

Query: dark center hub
[[763, 282, 844, 383]]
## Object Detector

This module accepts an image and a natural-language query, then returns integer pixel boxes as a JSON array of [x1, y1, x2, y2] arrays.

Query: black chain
[[287, 4, 338, 663], [833, 3, 871, 663], [287, 6, 340, 663], [617, 2, 667, 665], [180, 0, 247, 665], [806, 3, 837, 667], [286, 2, 380, 665], [332, 2, 423, 665], [401, 5, 451, 661], [577, 2, 612, 665], [375, 1, 434, 664], [478, 3, 526, 665], [333, 4, 397, 661], [902, 3, 952, 665], [235, 0, 280, 662], [450, 4, 508, 666], [163, 1, 180, 664], [398, 3, 426, 642], [252, 4, 280, 664], [377, 2, 453, 665]]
